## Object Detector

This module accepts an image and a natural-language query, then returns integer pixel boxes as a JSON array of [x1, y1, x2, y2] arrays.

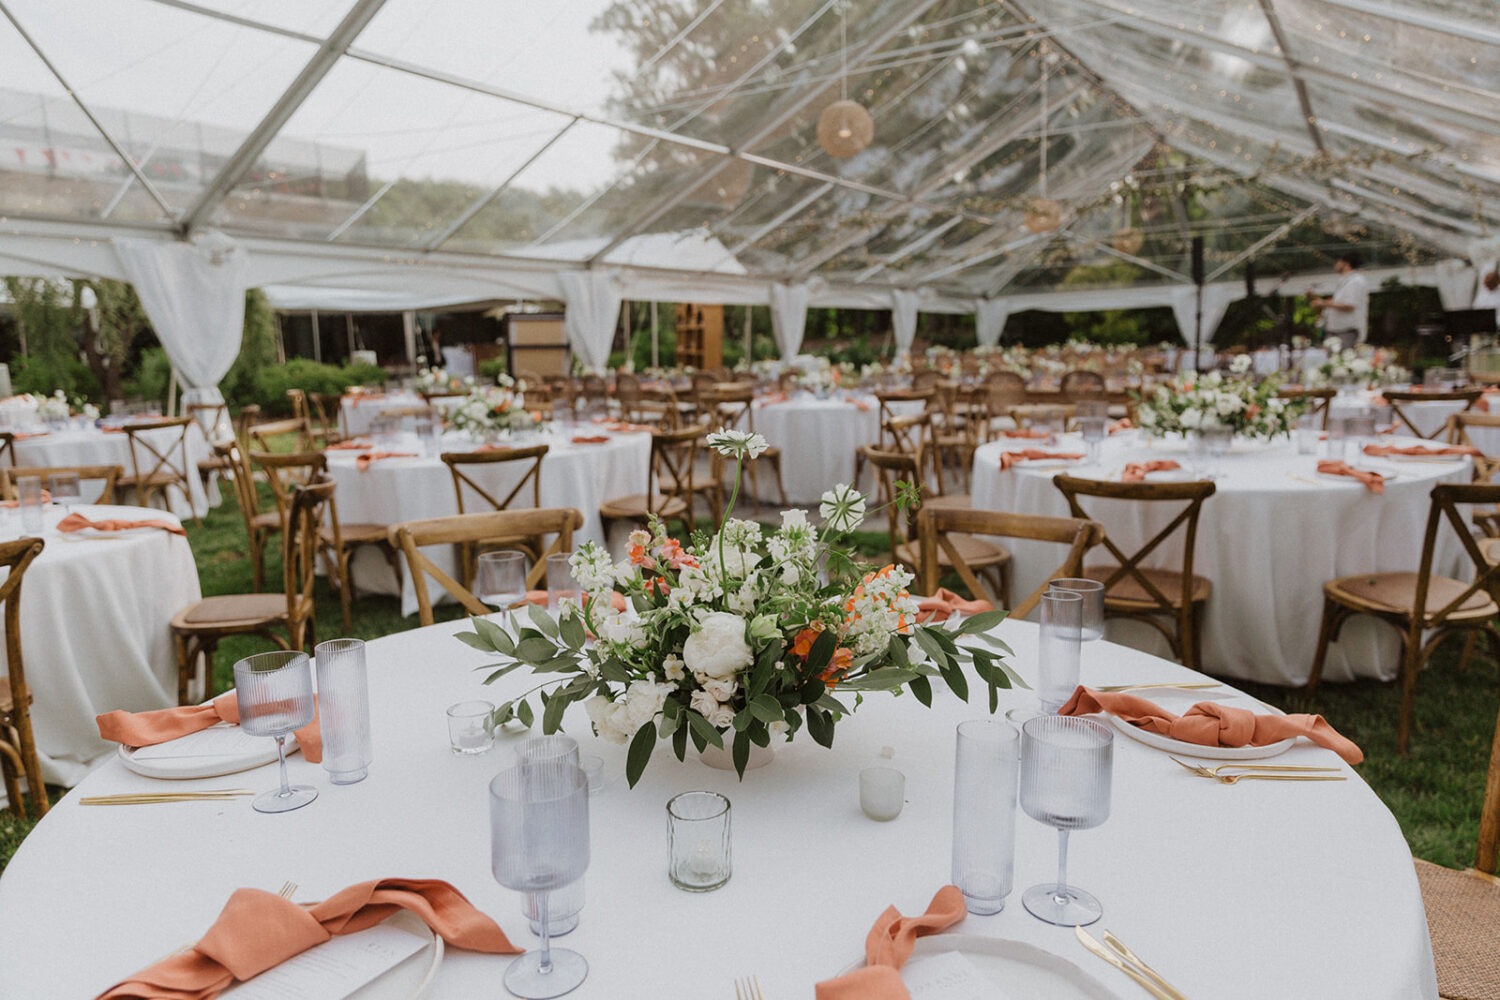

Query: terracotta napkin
[[814, 886, 967, 1000], [1002, 428, 1050, 439], [101, 426, 126, 434], [12, 431, 49, 440], [1060, 686, 1363, 764], [1, 489, 51, 507], [1316, 459, 1385, 493], [96, 692, 323, 763], [999, 448, 1083, 471], [1362, 443, 1478, 458], [58, 512, 185, 536], [354, 451, 416, 472], [603, 421, 654, 433], [759, 392, 789, 405], [1108, 418, 1134, 434], [345, 392, 387, 406], [1477, 387, 1498, 413], [915, 588, 994, 623], [325, 439, 373, 451], [570, 434, 610, 445], [96, 878, 519, 1000], [1120, 460, 1181, 483]]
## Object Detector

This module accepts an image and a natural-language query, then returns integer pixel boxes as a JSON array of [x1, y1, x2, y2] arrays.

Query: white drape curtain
[[1169, 284, 1236, 346], [559, 269, 623, 373], [113, 236, 247, 406], [1434, 259, 1477, 312], [891, 289, 920, 355], [974, 298, 1010, 347], [769, 282, 810, 360]]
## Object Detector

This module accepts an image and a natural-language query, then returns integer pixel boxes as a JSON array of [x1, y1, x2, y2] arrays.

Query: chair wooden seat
[[600, 424, 706, 533], [895, 535, 1010, 586], [326, 522, 390, 545], [1324, 573, 1498, 619], [175, 593, 297, 627], [1079, 564, 1211, 610], [599, 494, 689, 522]]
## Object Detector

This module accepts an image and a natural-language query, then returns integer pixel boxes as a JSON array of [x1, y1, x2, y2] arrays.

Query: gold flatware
[[733, 975, 765, 1000], [278, 881, 298, 901], [1095, 682, 1222, 694], [1287, 473, 1321, 486], [1202, 772, 1347, 785], [1075, 926, 1175, 1000], [1168, 756, 1340, 776], [80, 789, 255, 805], [1102, 930, 1189, 1000]]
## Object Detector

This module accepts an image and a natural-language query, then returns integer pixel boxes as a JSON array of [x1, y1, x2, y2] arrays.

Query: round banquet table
[[751, 393, 922, 504], [3, 503, 199, 788], [971, 431, 1471, 686], [13, 423, 214, 518], [339, 391, 465, 438], [0, 618, 1435, 998], [324, 428, 650, 616]]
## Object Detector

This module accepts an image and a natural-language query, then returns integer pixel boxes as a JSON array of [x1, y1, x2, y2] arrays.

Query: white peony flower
[[586, 694, 630, 745], [1180, 407, 1203, 429], [681, 612, 753, 679], [621, 679, 669, 728]]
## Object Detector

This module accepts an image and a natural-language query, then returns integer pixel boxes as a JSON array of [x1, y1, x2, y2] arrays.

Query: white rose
[[701, 677, 737, 701], [689, 689, 719, 718], [586, 694, 629, 745], [1180, 407, 1203, 429], [681, 612, 753, 680], [622, 679, 669, 728], [705, 702, 737, 728]]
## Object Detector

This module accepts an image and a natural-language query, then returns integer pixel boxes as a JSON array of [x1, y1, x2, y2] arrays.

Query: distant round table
[[13, 423, 213, 518], [751, 393, 918, 504]]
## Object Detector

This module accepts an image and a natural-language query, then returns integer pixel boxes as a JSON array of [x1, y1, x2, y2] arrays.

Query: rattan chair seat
[[1325, 573, 1498, 619], [1082, 564, 1211, 609], [325, 523, 389, 544], [175, 593, 298, 627], [600, 494, 689, 521], [1415, 858, 1500, 1000], [896, 534, 1009, 573]]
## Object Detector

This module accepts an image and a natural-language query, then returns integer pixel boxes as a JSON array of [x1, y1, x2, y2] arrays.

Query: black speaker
[[1191, 236, 1205, 286]]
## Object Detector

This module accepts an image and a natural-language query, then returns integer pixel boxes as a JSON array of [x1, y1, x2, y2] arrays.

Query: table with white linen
[[324, 429, 650, 616], [972, 432, 1471, 686], [0, 618, 1435, 998], [12, 422, 214, 518], [751, 393, 923, 504], [4, 503, 199, 787], [339, 391, 465, 438]]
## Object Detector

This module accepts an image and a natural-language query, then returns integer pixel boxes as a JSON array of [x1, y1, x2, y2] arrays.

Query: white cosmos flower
[[820, 483, 867, 533], [706, 428, 769, 460]]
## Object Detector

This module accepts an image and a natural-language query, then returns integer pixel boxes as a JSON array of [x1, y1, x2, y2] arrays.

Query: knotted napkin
[[96, 878, 519, 1000], [570, 434, 611, 445], [344, 392, 387, 405], [96, 692, 323, 763], [58, 512, 185, 536], [915, 589, 994, 624], [1108, 417, 1134, 434], [759, 392, 789, 405], [813, 886, 967, 1000], [1120, 460, 1181, 483], [1362, 443, 1478, 458], [603, 421, 654, 433], [1, 489, 51, 507], [999, 448, 1083, 471], [354, 451, 417, 472], [12, 430, 49, 440], [325, 438, 373, 451], [1315, 460, 1385, 493], [1002, 428, 1050, 440], [1060, 687, 1363, 764]]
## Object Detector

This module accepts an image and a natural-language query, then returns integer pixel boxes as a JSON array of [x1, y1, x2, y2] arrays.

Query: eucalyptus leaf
[[472, 615, 514, 654], [626, 719, 658, 788], [480, 662, 523, 684], [455, 631, 496, 653], [514, 636, 559, 664], [558, 612, 587, 650], [731, 729, 751, 776], [685, 709, 725, 750], [910, 674, 933, 707], [541, 691, 567, 733], [672, 721, 689, 760], [956, 609, 1008, 635], [806, 629, 837, 672], [839, 668, 918, 691], [516, 699, 535, 728], [748, 694, 784, 725], [805, 707, 834, 748], [526, 602, 560, 639]]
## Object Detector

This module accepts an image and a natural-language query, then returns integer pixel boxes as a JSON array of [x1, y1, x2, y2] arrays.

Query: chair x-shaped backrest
[[123, 417, 193, 494], [442, 444, 548, 514], [1414, 483, 1500, 632], [1052, 475, 1217, 616], [1384, 389, 1483, 441], [1446, 411, 1500, 488], [0, 433, 15, 469], [649, 424, 706, 517], [0, 535, 46, 818], [248, 417, 315, 454], [861, 447, 922, 557], [284, 478, 334, 627], [883, 410, 945, 495], [1276, 388, 1335, 430]]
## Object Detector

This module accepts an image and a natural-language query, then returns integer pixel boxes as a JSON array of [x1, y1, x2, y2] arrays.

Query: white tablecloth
[[324, 429, 650, 616], [339, 392, 464, 438], [0, 619, 1435, 998], [3, 503, 200, 787], [13, 424, 214, 517], [751, 393, 929, 504], [971, 432, 1471, 685]]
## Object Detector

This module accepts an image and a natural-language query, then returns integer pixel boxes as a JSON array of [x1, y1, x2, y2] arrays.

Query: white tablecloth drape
[[971, 432, 1471, 685], [324, 429, 650, 616], [339, 392, 467, 438], [4, 503, 199, 787], [14, 424, 215, 517], [0, 618, 1436, 999]]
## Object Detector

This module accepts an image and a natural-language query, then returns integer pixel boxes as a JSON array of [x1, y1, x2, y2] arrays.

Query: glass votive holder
[[446, 700, 495, 755], [859, 766, 906, 821], [547, 552, 579, 614], [579, 753, 605, 794], [667, 791, 731, 892]]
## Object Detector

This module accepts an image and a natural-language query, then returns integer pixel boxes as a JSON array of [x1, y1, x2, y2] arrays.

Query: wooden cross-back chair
[[1383, 388, 1483, 441], [1275, 387, 1336, 430], [917, 506, 1105, 620], [1447, 410, 1500, 492], [613, 372, 674, 427], [1051, 474, 1218, 672], [1306, 482, 1500, 754], [217, 440, 281, 592], [873, 388, 935, 449], [1, 464, 121, 504], [441, 444, 550, 586], [861, 446, 1009, 600], [0, 432, 16, 469], [170, 478, 332, 705], [979, 372, 1028, 440], [186, 401, 233, 492], [389, 507, 584, 627], [252, 450, 401, 630], [247, 417, 315, 454], [884, 410, 948, 497], [0, 537, 47, 819], [1059, 369, 1107, 402], [307, 392, 348, 447], [703, 383, 784, 507], [118, 416, 197, 523], [911, 369, 942, 393], [599, 424, 704, 534]]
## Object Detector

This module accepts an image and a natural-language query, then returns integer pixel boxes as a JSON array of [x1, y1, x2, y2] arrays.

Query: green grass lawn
[[1, 497, 1494, 876]]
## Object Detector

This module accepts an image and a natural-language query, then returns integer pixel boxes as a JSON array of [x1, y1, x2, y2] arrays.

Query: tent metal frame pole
[[423, 121, 579, 252], [1207, 205, 1319, 283]]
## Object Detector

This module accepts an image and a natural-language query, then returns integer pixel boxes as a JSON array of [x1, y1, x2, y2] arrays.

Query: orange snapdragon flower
[[659, 537, 698, 569], [820, 647, 854, 685], [792, 625, 822, 658]]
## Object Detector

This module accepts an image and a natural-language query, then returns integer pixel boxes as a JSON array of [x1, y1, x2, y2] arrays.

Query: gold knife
[[80, 790, 254, 805], [1103, 930, 1189, 1000], [1075, 926, 1175, 1000], [1095, 682, 1221, 693]]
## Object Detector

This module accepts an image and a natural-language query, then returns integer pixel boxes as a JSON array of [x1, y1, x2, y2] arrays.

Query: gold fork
[[1203, 771, 1346, 785], [1167, 756, 1339, 776], [1095, 682, 1221, 694], [734, 975, 765, 1000], [278, 881, 298, 901]]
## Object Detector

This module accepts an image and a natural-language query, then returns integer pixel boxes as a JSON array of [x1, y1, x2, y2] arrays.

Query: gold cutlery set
[[1168, 756, 1345, 784], [1075, 926, 1188, 999], [79, 789, 255, 806], [732, 974, 765, 1000]]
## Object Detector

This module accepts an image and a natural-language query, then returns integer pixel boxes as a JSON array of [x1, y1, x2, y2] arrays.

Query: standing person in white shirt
[[1309, 252, 1369, 351]]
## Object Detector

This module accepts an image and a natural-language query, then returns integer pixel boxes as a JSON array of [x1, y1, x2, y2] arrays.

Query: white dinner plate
[[117, 725, 299, 779], [840, 934, 1116, 998], [221, 910, 443, 1000], [1102, 686, 1295, 760]]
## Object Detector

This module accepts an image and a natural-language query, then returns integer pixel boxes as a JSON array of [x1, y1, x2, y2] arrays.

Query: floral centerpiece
[[1135, 361, 1304, 439], [36, 390, 98, 424], [413, 366, 465, 395], [1306, 338, 1409, 390], [796, 359, 842, 397], [455, 430, 1018, 785], [449, 376, 540, 438]]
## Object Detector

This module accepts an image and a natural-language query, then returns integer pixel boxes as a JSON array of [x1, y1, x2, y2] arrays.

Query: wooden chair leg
[[174, 632, 192, 706], [16, 717, 47, 819], [1189, 601, 1206, 674], [1305, 597, 1339, 696], [0, 743, 25, 819], [250, 532, 266, 592], [338, 549, 355, 633], [200, 644, 218, 703], [1397, 626, 1423, 756]]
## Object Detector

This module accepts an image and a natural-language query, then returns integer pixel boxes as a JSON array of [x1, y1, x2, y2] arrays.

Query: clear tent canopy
[[0, 0, 1497, 321]]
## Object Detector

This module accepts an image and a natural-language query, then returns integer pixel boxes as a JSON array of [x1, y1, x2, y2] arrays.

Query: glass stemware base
[[1022, 880, 1102, 927], [505, 947, 589, 998], [253, 784, 317, 814]]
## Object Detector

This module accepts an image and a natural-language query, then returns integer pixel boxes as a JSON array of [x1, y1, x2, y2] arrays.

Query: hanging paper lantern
[[1111, 226, 1145, 255], [1023, 197, 1061, 234], [817, 100, 875, 158]]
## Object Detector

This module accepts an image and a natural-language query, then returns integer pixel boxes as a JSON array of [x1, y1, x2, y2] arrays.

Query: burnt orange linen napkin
[[1316, 459, 1385, 493], [1060, 686, 1363, 764], [354, 451, 416, 472], [1108, 418, 1134, 434], [58, 512, 185, 536], [1, 489, 51, 507], [852, 399, 871, 412], [915, 588, 995, 624], [570, 434, 610, 445], [814, 886, 967, 1000], [759, 392, 789, 405], [96, 878, 519, 1000], [344, 392, 387, 406], [96, 692, 322, 764], [999, 448, 1083, 471], [1362, 443, 1479, 458], [325, 438, 373, 451], [101, 426, 126, 434], [1002, 428, 1050, 439], [603, 421, 654, 433], [1477, 387, 1498, 413], [1120, 460, 1182, 483], [12, 431, 49, 440]]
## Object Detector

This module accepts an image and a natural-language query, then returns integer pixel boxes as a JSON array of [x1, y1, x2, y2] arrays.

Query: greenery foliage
[[250, 359, 387, 414]]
